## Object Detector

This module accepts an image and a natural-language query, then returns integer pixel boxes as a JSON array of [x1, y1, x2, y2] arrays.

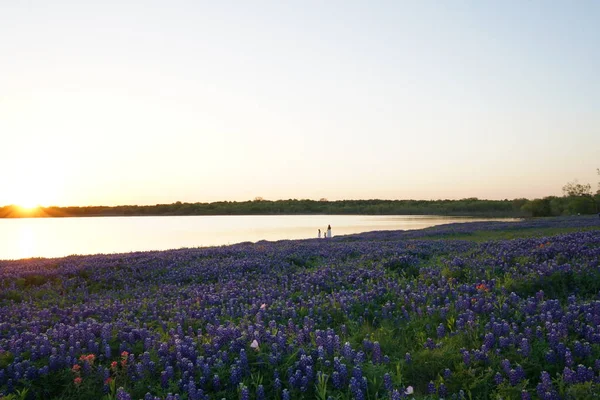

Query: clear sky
[[1, 1, 599, 207]]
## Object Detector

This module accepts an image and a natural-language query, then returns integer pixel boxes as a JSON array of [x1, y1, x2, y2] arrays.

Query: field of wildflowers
[[1, 216, 600, 399]]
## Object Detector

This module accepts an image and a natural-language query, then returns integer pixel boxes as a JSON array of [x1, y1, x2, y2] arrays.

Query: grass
[[422, 225, 600, 242]]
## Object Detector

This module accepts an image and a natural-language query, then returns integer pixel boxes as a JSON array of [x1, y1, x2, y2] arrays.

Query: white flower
[[405, 386, 414, 395], [250, 339, 260, 351]]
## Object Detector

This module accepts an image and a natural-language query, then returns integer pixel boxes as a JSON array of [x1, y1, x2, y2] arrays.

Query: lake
[[0, 215, 517, 260]]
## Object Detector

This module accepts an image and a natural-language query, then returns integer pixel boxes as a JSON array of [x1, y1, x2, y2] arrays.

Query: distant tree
[[522, 198, 552, 217], [562, 180, 592, 197], [319, 198, 328, 202], [511, 198, 528, 212], [562, 178, 597, 214], [253, 197, 265, 202], [549, 196, 568, 216]]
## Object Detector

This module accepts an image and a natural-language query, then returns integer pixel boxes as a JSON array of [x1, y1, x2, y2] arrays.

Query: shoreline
[[1, 215, 595, 263]]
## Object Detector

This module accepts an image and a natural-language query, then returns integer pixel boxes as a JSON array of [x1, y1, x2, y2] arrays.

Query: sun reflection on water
[[18, 225, 36, 259]]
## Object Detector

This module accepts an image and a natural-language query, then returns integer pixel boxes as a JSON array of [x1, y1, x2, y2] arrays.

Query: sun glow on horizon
[[15, 202, 40, 211], [9, 181, 57, 210], [5, 168, 64, 210], [0, 142, 73, 208]]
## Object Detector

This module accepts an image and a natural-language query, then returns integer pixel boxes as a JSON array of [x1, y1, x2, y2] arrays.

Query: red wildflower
[[71, 364, 81, 373], [74, 377, 82, 386], [476, 283, 489, 292], [120, 351, 129, 366]]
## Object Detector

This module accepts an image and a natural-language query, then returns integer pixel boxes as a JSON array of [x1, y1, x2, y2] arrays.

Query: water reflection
[[0, 215, 518, 260], [17, 224, 36, 260]]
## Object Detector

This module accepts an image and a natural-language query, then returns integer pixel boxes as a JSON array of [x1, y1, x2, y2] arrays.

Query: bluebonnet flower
[[332, 371, 342, 389], [256, 385, 265, 400], [462, 350, 471, 366], [230, 365, 242, 386], [161, 371, 169, 388], [519, 338, 531, 357], [509, 366, 525, 386], [484, 332, 495, 348], [372, 342, 382, 364], [212, 374, 220, 391], [383, 372, 393, 392], [501, 359, 511, 374], [575, 364, 589, 383], [116, 388, 132, 400], [437, 323, 446, 338], [563, 367, 575, 384], [424, 338, 437, 350], [564, 349, 573, 367], [354, 351, 365, 364], [443, 368, 452, 379], [545, 350, 556, 364], [427, 381, 436, 394], [494, 372, 504, 385], [439, 383, 447, 397], [239, 384, 249, 400], [349, 377, 365, 400]]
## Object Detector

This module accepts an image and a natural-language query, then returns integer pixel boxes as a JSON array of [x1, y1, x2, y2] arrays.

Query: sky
[[1, 1, 599, 207]]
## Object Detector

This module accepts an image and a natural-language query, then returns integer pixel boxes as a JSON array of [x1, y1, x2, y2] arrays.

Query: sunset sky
[[1, 1, 599, 207]]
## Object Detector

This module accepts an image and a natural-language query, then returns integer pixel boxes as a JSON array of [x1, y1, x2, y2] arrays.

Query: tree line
[[0, 198, 570, 219], [523, 169, 600, 217], [2, 170, 598, 218]]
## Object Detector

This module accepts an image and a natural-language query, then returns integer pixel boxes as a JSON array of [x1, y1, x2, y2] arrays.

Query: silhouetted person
[[318, 229, 321, 238], [327, 224, 332, 238]]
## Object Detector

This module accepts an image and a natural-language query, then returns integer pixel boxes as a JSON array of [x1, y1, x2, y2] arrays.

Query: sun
[[10, 175, 58, 210], [16, 201, 40, 210], [13, 193, 42, 210], [3, 151, 67, 209]]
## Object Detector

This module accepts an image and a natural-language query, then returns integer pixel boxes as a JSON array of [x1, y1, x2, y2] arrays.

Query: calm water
[[0, 215, 517, 260]]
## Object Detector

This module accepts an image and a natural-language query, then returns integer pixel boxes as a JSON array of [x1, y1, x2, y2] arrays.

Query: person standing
[[318, 229, 321, 238], [327, 224, 332, 238]]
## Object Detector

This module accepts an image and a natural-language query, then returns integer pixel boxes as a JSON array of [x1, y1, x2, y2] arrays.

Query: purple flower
[[349, 377, 365, 400], [116, 388, 132, 400], [563, 367, 575, 385], [372, 342, 382, 364], [494, 372, 504, 385], [332, 371, 342, 389], [383, 372, 393, 392], [256, 384, 265, 400], [439, 383, 447, 397], [427, 381, 436, 394], [240, 384, 249, 400], [437, 323, 446, 338]]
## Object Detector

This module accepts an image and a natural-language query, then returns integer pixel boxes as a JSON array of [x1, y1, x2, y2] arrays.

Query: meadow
[[1, 216, 600, 400]]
